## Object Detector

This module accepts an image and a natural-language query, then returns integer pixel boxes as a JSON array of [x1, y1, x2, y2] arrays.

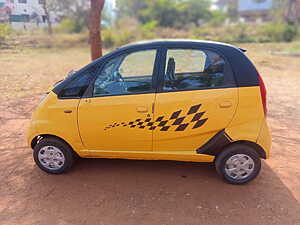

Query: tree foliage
[[116, 0, 212, 28], [45, 0, 90, 33]]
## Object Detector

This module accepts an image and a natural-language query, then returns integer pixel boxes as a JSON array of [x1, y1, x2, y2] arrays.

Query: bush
[[140, 20, 158, 39], [191, 22, 299, 43], [55, 18, 86, 34], [102, 28, 137, 48], [192, 23, 256, 43], [262, 23, 298, 42], [0, 24, 12, 41], [102, 18, 141, 48], [102, 29, 115, 48]]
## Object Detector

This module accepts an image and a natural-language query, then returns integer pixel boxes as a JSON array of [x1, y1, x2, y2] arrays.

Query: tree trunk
[[286, 0, 300, 24], [42, 0, 53, 35], [90, 0, 105, 61]]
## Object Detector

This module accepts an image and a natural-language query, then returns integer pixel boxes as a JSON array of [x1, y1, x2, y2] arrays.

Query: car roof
[[119, 39, 238, 50]]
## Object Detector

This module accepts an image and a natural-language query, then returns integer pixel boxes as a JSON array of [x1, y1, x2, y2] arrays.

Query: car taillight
[[258, 73, 267, 116]]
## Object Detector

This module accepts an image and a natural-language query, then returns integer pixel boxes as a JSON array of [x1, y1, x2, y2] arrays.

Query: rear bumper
[[256, 119, 271, 159]]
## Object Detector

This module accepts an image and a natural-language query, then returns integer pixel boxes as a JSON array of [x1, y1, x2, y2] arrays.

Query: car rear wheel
[[33, 137, 74, 174], [215, 144, 261, 184]]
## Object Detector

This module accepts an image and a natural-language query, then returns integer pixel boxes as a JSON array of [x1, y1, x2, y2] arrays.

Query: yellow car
[[27, 40, 271, 184]]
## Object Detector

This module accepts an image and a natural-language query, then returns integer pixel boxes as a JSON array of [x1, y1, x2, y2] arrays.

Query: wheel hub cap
[[38, 146, 65, 170], [225, 154, 255, 180]]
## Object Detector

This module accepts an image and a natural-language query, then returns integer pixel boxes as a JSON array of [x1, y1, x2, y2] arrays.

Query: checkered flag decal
[[104, 104, 208, 132]]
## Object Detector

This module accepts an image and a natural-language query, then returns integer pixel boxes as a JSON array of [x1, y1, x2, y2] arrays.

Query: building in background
[[216, 0, 274, 22], [286, 0, 300, 24], [0, 0, 11, 23], [238, 0, 273, 22], [0, 0, 56, 29]]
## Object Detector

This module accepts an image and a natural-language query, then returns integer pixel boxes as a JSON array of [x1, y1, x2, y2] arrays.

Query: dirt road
[[0, 46, 300, 225]]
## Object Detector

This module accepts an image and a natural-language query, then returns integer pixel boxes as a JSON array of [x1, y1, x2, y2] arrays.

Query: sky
[[107, 0, 116, 9]]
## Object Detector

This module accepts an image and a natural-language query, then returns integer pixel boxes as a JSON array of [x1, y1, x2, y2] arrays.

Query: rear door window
[[163, 49, 234, 91]]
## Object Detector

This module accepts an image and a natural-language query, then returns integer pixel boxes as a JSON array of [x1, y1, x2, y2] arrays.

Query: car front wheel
[[215, 144, 261, 184], [33, 137, 74, 174]]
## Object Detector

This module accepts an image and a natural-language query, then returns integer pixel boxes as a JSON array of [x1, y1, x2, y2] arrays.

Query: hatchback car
[[27, 40, 271, 184]]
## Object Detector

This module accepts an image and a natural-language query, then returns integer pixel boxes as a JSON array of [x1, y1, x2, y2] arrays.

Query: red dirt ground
[[0, 49, 300, 225]]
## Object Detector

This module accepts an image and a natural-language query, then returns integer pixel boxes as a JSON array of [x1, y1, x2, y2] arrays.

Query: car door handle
[[84, 99, 91, 103], [64, 110, 73, 113], [136, 106, 148, 113], [219, 101, 232, 108]]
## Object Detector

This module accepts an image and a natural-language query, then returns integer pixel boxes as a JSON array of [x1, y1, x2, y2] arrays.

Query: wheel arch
[[229, 140, 266, 159], [31, 134, 80, 158], [197, 129, 267, 159]]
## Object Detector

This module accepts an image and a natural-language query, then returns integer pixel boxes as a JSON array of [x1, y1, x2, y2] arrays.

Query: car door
[[153, 47, 238, 152], [78, 48, 159, 152]]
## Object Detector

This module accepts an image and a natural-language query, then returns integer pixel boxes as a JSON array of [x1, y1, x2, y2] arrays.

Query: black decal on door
[[104, 104, 207, 132]]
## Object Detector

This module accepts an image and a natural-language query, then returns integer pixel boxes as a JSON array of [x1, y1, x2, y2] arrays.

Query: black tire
[[33, 137, 75, 174], [215, 144, 261, 184]]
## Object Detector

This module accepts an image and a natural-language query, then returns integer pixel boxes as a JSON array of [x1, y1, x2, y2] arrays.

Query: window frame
[[55, 42, 238, 100], [83, 47, 163, 98], [157, 46, 237, 93]]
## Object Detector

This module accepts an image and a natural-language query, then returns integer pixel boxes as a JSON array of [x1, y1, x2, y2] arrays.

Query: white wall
[[11, 0, 45, 16], [0, 0, 53, 30]]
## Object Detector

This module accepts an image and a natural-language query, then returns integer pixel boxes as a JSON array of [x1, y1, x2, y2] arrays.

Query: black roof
[[118, 39, 239, 51]]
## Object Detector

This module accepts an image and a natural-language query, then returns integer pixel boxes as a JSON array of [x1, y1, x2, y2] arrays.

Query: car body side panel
[[27, 92, 86, 156], [225, 86, 271, 158], [196, 86, 271, 158], [153, 88, 238, 152], [77, 94, 156, 152], [83, 150, 215, 162], [226, 86, 264, 143], [257, 119, 271, 159]]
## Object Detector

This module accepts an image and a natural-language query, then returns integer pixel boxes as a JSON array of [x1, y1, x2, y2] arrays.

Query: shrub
[[102, 18, 142, 48], [55, 18, 86, 34], [191, 22, 299, 43], [282, 24, 298, 42], [140, 20, 158, 39], [102, 29, 115, 48], [262, 23, 298, 42], [0, 24, 12, 41], [102, 28, 136, 48]]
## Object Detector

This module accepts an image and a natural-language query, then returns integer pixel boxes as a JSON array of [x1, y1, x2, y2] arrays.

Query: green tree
[[49, 0, 90, 33], [139, 0, 180, 27], [119, 0, 212, 28], [116, 0, 147, 18], [180, 0, 212, 26]]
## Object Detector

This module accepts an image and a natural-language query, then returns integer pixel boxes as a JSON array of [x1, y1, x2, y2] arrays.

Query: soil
[[0, 50, 300, 225]]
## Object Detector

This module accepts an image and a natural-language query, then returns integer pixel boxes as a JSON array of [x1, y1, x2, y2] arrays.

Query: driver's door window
[[94, 50, 156, 96]]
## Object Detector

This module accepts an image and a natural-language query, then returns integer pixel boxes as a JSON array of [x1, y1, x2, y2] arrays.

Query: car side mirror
[[67, 70, 76, 78]]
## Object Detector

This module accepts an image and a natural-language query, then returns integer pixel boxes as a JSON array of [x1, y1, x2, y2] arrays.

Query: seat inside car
[[166, 57, 176, 80]]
